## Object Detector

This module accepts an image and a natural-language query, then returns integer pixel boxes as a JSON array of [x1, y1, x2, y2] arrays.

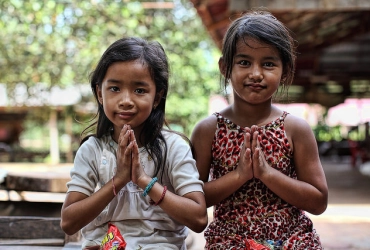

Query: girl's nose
[[248, 66, 264, 81], [119, 91, 134, 107]]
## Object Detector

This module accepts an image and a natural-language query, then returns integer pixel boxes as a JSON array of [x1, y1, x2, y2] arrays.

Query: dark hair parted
[[221, 11, 297, 94], [82, 37, 170, 177]]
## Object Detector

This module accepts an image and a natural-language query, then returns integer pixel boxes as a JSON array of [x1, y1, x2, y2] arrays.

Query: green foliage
[[313, 123, 367, 142], [312, 124, 343, 142], [0, 0, 221, 136]]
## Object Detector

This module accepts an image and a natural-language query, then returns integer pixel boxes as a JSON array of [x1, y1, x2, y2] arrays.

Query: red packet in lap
[[100, 223, 127, 250], [245, 239, 270, 250]]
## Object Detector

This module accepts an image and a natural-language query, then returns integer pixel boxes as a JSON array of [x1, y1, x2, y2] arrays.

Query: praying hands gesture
[[238, 125, 271, 182], [191, 118, 273, 208], [115, 125, 208, 233], [114, 125, 150, 191]]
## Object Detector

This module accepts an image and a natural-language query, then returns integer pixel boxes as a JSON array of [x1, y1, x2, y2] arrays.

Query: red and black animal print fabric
[[204, 112, 322, 250]]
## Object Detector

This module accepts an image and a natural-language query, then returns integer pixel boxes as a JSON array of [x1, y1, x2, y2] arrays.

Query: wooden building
[[189, 0, 370, 107]]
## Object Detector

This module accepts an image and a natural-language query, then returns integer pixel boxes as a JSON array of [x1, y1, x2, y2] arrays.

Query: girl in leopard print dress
[[191, 11, 328, 250]]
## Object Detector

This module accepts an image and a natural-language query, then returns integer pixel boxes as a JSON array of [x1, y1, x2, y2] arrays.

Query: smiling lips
[[117, 112, 134, 119], [245, 83, 266, 90]]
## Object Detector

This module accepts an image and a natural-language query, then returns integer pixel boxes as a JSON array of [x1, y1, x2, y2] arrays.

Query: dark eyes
[[263, 62, 275, 67], [108, 87, 146, 94], [239, 60, 250, 66], [134, 89, 145, 94], [237, 60, 275, 68], [109, 86, 120, 92]]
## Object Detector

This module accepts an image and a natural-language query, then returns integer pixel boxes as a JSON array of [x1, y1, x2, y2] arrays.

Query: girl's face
[[226, 37, 284, 105], [97, 60, 162, 142]]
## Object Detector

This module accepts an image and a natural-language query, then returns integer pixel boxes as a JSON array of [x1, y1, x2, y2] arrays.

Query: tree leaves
[[0, 0, 221, 135]]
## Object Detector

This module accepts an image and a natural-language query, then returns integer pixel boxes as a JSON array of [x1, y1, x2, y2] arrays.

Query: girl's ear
[[154, 89, 164, 108], [218, 57, 226, 77], [96, 85, 103, 104]]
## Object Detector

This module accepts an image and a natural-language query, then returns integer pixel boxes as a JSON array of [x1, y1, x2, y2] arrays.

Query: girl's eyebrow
[[106, 78, 151, 87], [106, 79, 121, 84], [234, 54, 251, 60], [235, 54, 280, 61]]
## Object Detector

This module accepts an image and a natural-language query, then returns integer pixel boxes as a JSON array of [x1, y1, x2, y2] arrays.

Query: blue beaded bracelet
[[142, 177, 157, 197]]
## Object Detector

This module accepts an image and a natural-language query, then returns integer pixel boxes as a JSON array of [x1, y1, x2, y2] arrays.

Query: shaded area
[[187, 156, 370, 250], [308, 157, 370, 250], [1, 158, 370, 249], [189, 0, 370, 107]]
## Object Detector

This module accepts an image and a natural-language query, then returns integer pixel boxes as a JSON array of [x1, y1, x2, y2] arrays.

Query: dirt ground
[[1, 157, 370, 249], [187, 157, 370, 250]]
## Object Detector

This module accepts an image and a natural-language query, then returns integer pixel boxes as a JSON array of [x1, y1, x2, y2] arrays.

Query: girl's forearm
[[203, 170, 247, 207], [146, 183, 208, 233], [259, 168, 327, 214], [61, 178, 126, 235]]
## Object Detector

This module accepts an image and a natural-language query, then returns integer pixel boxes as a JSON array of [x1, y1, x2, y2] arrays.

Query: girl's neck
[[226, 102, 278, 128]]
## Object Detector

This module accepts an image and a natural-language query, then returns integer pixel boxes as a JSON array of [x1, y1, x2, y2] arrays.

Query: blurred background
[[0, 0, 221, 164], [0, 0, 370, 249], [0, 0, 370, 165]]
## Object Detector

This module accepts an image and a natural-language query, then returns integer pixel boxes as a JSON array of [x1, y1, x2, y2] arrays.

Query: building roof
[[190, 0, 370, 107]]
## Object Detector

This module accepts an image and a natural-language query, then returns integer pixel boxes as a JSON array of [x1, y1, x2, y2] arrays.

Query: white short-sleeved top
[[66, 130, 204, 250]]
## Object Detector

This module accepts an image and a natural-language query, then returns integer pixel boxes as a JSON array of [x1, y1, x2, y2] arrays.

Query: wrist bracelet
[[150, 185, 167, 206], [112, 176, 117, 196], [142, 177, 157, 197]]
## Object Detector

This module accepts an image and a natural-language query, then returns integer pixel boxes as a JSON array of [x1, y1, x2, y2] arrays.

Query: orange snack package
[[100, 223, 127, 250]]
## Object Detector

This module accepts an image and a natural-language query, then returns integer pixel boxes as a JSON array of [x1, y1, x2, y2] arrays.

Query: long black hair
[[82, 37, 170, 177]]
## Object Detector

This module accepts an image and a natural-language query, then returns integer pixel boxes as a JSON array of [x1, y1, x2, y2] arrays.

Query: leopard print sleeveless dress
[[204, 112, 323, 250]]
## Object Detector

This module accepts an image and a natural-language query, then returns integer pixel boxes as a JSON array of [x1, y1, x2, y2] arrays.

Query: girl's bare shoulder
[[284, 113, 311, 130], [194, 115, 217, 131], [284, 113, 315, 140], [192, 114, 218, 140]]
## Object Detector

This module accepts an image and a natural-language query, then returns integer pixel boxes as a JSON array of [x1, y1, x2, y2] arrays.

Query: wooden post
[[65, 115, 73, 163], [49, 108, 60, 164]]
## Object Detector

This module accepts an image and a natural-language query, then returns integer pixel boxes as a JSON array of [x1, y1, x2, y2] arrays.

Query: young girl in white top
[[60, 37, 208, 250]]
